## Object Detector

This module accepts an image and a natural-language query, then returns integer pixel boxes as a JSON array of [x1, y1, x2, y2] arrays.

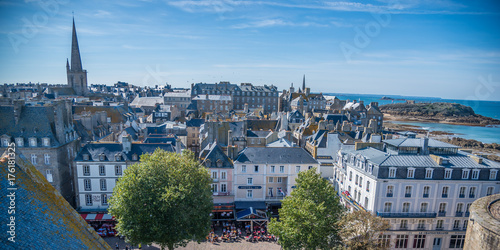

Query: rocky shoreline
[[380, 102, 500, 126]]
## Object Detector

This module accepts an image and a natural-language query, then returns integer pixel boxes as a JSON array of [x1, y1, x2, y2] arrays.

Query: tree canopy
[[338, 210, 390, 250], [109, 149, 213, 250], [269, 168, 344, 249]]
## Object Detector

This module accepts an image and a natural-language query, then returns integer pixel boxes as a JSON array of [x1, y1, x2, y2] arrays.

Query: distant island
[[380, 102, 500, 126], [380, 96, 405, 101]]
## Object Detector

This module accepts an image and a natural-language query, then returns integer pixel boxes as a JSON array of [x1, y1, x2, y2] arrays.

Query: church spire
[[70, 17, 83, 72], [302, 74, 305, 92]]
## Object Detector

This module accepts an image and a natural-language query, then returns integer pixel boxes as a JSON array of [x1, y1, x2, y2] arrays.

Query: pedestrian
[[138, 243, 142, 249], [125, 246, 129, 250], [115, 242, 119, 250]]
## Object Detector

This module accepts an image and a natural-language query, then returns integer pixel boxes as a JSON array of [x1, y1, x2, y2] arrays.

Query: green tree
[[269, 168, 344, 249], [338, 210, 390, 250], [109, 149, 213, 250]]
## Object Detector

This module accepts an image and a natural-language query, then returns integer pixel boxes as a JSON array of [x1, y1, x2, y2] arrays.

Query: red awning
[[80, 213, 114, 221]]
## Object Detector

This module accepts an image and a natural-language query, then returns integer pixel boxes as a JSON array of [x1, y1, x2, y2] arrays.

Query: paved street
[[104, 236, 281, 250]]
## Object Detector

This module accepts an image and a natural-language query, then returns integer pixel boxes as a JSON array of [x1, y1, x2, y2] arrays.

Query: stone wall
[[464, 194, 500, 250]]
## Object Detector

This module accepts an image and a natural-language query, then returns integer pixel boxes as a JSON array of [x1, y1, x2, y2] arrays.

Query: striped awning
[[80, 213, 114, 221]]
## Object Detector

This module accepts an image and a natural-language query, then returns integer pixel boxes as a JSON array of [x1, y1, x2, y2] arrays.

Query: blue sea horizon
[[324, 93, 500, 144]]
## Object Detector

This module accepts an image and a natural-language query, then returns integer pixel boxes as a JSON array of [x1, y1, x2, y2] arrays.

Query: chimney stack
[[228, 130, 233, 146], [13, 100, 25, 125], [176, 138, 182, 154]]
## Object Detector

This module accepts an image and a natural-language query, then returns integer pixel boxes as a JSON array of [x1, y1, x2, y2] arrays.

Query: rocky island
[[380, 102, 500, 126]]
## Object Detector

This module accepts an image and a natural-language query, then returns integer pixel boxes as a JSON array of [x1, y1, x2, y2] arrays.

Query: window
[[417, 219, 425, 230], [220, 183, 227, 193], [45, 170, 53, 183], [439, 203, 447, 215], [132, 154, 138, 161], [466, 203, 472, 213], [405, 186, 412, 197], [268, 187, 273, 196], [247, 178, 253, 185], [449, 235, 465, 248], [212, 171, 218, 180], [308, 165, 313, 170], [378, 235, 391, 248], [436, 220, 444, 230], [456, 203, 464, 214], [221, 171, 226, 180], [471, 169, 480, 179], [246, 190, 253, 198], [453, 220, 460, 230], [384, 202, 392, 212], [366, 181, 370, 192], [487, 187, 494, 196], [15, 138, 23, 147], [386, 186, 394, 197], [469, 187, 476, 198], [83, 165, 90, 176], [400, 220, 408, 229], [395, 235, 408, 248], [365, 197, 369, 208], [100, 179, 107, 191], [355, 175, 359, 185], [102, 194, 108, 205], [99, 154, 105, 161], [359, 177, 363, 188], [425, 169, 433, 179], [402, 202, 410, 213], [490, 170, 498, 180], [389, 167, 396, 178], [270, 166, 275, 173], [463, 220, 468, 230], [1, 138, 9, 147], [211, 184, 218, 193], [85, 194, 92, 206], [83, 154, 89, 161], [296, 166, 300, 173], [442, 186, 449, 198], [277, 177, 282, 183], [115, 154, 121, 161], [242, 165, 246, 173], [462, 169, 470, 179], [279, 166, 284, 173], [29, 138, 37, 147], [413, 235, 426, 248], [268, 177, 273, 183], [420, 203, 428, 213], [459, 187, 466, 198], [84, 179, 91, 191], [444, 169, 452, 179], [31, 154, 37, 164], [423, 186, 430, 198], [407, 168, 415, 178], [349, 171, 353, 181], [254, 165, 259, 173], [44, 154, 50, 165], [99, 165, 106, 176], [115, 165, 122, 176]]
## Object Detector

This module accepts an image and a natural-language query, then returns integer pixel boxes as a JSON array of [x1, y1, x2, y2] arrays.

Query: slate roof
[[267, 138, 294, 147], [0, 153, 111, 250], [235, 147, 318, 164], [130, 96, 164, 107], [186, 118, 205, 127], [322, 114, 348, 124], [384, 138, 460, 148], [247, 130, 272, 138], [74, 142, 175, 161], [200, 142, 233, 168], [246, 119, 278, 131]]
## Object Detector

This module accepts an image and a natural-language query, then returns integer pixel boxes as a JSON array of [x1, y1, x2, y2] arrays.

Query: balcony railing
[[376, 212, 437, 218], [438, 212, 446, 217], [417, 226, 425, 230], [405, 194, 411, 198], [423, 194, 429, 198], [212, 192, 232, 196], [459, 194, 465, 198], [386, 193, 393, 197], [465, 212, 470, 217], [442, 194, 448, 198], [455, 212, 463, 217], [469, 194, 475, 198], [266, 196, 285, 201]]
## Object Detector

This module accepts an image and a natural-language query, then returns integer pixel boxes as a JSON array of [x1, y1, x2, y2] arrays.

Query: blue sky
[[1, 0, 499, 101]]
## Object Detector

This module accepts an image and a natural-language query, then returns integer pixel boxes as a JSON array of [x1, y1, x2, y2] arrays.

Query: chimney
[[228, 130, 232, 146], [422, 137, 429, 155], [244, 103, 248, 113], [122, 134, 132, 153], [176, 138, 182, 154], [227, 145, 237, 160], [13, 100, 25, 125]]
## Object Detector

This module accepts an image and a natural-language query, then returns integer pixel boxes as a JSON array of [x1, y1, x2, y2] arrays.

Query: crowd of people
[[207, 221, 278, 244]]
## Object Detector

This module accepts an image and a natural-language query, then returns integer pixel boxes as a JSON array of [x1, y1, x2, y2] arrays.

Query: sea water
[[325, 93, 500, 144]]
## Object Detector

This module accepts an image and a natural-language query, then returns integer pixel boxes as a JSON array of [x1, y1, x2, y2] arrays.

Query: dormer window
[[132, 154, 138, 161], [83, 154, 90, 161], [389, 167, 397, 178], [205, 159, 211, 167], [29, 137, 37, 147], [2, 138, 10, 147], [462, 169, 470, 179], [42, 138, 50, 147], [99, 154, 106, 161], [407, 168, 415, 178], [15, 137, 23, 147], [471, 169, 480, 180], [115, 154, 121, 161], [216, 159, 223, 167]]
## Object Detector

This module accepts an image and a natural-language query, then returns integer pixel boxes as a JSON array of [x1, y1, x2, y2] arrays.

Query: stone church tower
[[66, 18, 88, 96]]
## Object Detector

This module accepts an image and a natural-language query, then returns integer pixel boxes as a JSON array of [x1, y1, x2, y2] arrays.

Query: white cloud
[[232, 18, 328, 29]]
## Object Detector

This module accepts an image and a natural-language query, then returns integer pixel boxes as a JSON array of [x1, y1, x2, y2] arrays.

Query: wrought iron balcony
[[455, 212, 463, 217], [442, 194, 448, 198], [438, 212, 446, 217], [465, 212, 470, 217], [459, 194, 465, 198], [405, 194, 411, 198], [376, 212, 437, 218], [386, 193, 393, 197], [423, 194, 429, 198]]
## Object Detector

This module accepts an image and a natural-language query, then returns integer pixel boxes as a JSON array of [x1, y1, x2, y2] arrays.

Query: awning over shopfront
[[236, 207, 268, 221], [80, 213, 114, 221], [234, 201, 266, 210]]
